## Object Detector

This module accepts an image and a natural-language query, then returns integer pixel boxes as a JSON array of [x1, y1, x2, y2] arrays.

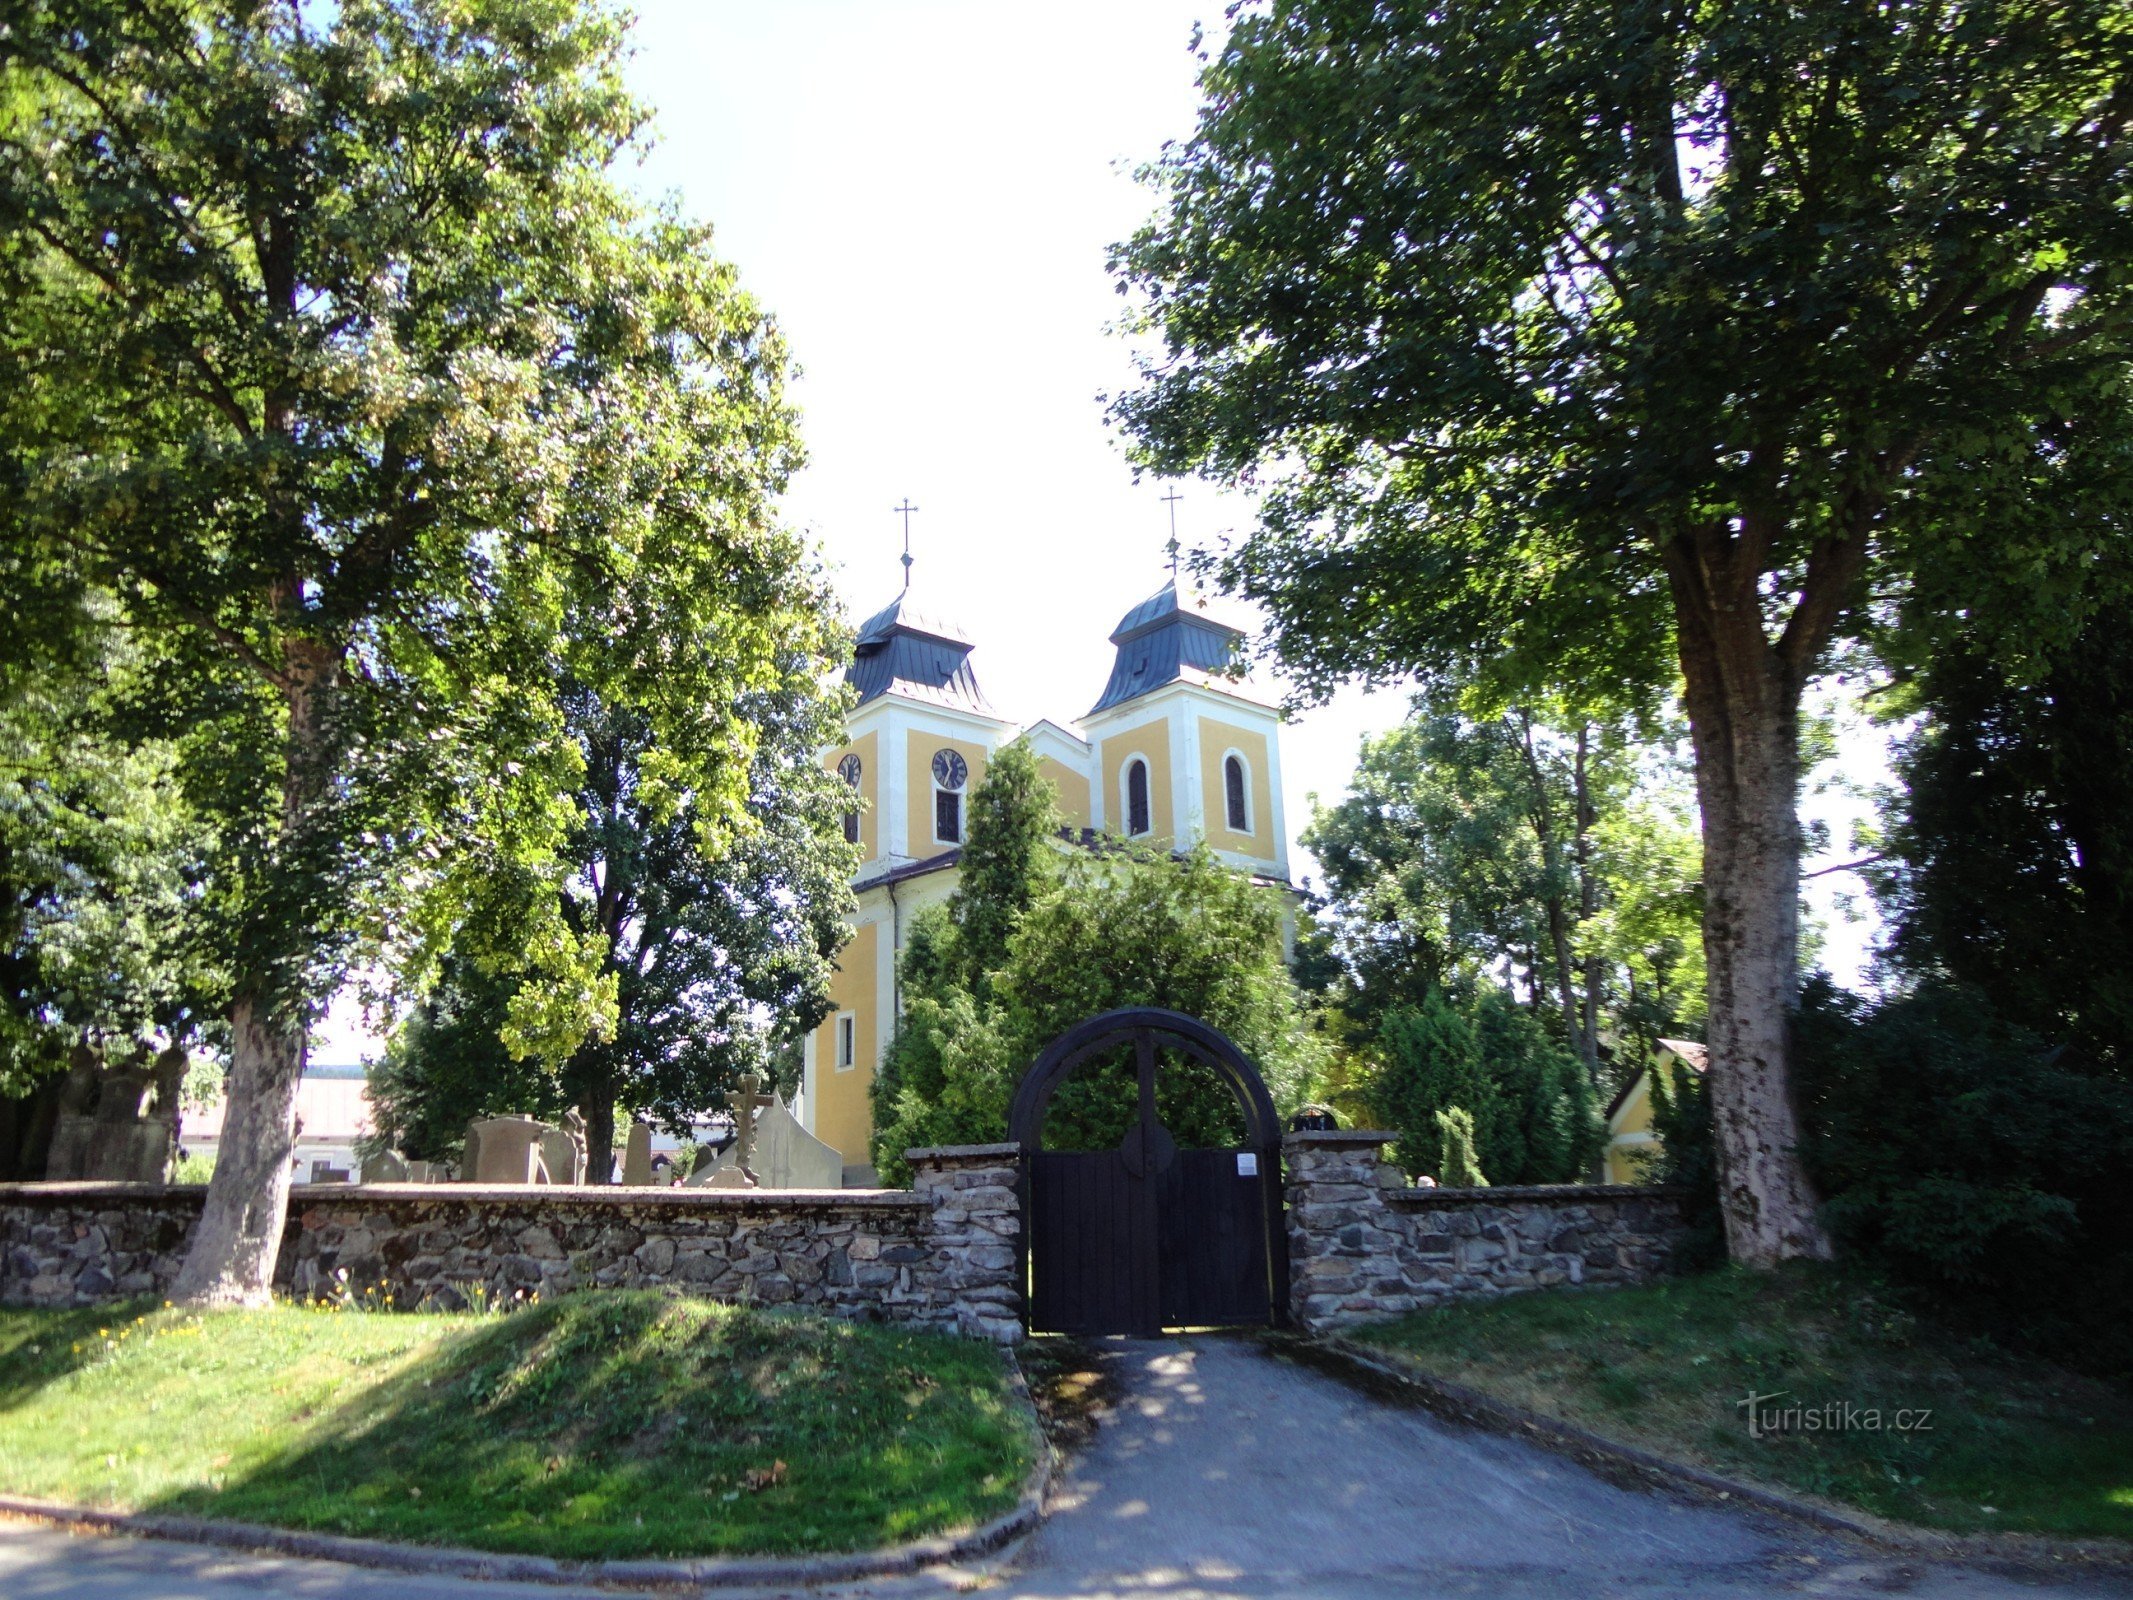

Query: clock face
[[932, 749, 968, 791], [837, 754, 861, 786]]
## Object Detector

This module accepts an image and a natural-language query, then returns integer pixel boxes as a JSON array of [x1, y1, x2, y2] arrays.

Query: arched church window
[[837, 754, 862, 846], [1224, 753, 1250, 834], [932, 748, 968, 845], [1125, 757, 1151, 837]]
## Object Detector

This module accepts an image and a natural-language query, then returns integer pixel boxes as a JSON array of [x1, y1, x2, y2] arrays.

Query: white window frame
[[838, 753, 863, 846], [930, 747, 967, 846], [834, 1011, 858, 1072], [1121, 756, 1152, 837], [1221, 748, 1253, 835]]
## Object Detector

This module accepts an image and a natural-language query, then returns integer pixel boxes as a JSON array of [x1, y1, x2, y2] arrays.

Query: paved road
[[989, 1335, 2129, 1599], [1, 1333, 2126, 1599]]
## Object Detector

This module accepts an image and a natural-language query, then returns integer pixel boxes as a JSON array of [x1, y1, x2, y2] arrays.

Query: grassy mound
[[0, 1291, 1033, 1561], [1354, 1264, 2133, 1541]]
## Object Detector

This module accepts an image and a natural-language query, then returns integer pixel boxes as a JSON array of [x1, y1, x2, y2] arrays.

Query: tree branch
[[1801, 853, 1884, 880]]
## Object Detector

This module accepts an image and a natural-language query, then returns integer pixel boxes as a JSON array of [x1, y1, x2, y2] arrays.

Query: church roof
[[1089, 581, 1249, 716], [847, 591, 993, 713]]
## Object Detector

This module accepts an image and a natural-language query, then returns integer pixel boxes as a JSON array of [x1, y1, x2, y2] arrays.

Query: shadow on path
[[992, 1334, 2133, 1600]]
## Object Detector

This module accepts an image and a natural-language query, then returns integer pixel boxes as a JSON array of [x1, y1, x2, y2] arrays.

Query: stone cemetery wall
[[1285, 1129, 1688, 1332], [0, 1143, 1022, 1342]]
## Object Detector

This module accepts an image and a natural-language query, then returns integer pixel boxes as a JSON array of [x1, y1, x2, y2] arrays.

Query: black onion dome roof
[[847, 592, 992, 712], [1089, 582, 1248, 715]]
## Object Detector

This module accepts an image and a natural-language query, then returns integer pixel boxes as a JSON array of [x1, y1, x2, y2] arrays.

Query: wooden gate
[[1010, 1008, 1286, 1336]]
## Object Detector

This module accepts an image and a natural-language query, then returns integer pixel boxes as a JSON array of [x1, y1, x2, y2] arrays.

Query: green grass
[[1352, 1264, 2133, 1542], [0, 1291, 1033, 1562]]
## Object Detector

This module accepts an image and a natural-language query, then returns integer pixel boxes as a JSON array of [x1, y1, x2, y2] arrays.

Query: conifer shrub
[[1651, 977, 2133, 1373], [1435, 1106, 1487, 1188], [1369, 987, 1600, 1183]]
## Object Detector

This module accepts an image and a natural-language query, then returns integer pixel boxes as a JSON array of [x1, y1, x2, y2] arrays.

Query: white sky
[[314, 0, 1881, 1061]]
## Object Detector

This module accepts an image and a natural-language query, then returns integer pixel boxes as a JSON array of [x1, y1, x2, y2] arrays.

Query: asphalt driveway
[[991, 1334, 2126, 1599], [0, 1332, 2125, 1599]]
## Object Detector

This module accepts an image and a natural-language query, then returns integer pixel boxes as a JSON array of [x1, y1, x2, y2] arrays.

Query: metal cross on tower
[[894, 498, 919, 590], [1161, 486, 1184, 579]]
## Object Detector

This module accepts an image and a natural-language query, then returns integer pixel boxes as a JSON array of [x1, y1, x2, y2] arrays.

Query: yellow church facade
[[797, 579, 1292, 1182]]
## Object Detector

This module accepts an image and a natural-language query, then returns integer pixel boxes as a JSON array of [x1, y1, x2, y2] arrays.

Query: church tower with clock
[[800, 575, 1292, 1183]]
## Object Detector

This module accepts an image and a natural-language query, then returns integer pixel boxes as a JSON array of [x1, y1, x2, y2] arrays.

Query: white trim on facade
[[1172, 695, 1199, 847]]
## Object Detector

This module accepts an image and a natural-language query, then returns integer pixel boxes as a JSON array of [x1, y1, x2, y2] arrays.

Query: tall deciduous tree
[[1111, 0, 2133, 1263], [1, 0, 817, 1299], [368, 669, 856, 1177], [1304, 695, 1703, 1080], [1, 621, 225, 1176]]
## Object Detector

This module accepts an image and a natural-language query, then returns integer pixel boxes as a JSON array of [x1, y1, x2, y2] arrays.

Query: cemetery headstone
[[360, 1149, 410, 1183], [539, 1108, 589, 1186], [43, 1044, 183, 1182], [621, 1122, 654, 1186], [463, 1116, 551, 1183], [694, 1095, 841, 1189], [685, 1074, 776, 1189]]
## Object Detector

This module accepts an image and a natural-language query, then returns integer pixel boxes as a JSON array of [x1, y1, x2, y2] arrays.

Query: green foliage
[[872, 747, 1320, 1183], [1876, 627, 2133, 1066], [170, 1151, 216, 1185], [948, 740, 1058, 993], [1112, 0, 2133, 1261], [368, 673, 855, 1166], [1, 652, 221, 1091], [1370, 987, 1600, 1184], [1434, 1106, 1486, 1189], [1642, 1049, 1727, 1271], [1373, 994, 1486, 1177], [869, 744, 1057, 1182], [1112, 0, 2133, 709], [1305, 693, 1703, 1095], [1793, 978, 2133, 1372], [997, 846, 1323, 1153], [1648, 977, 2133, 1370], [0, 1293, 1034, 1559], [0, 0, 833, 1270]]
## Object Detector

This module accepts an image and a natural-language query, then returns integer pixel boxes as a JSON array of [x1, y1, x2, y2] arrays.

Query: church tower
[[1080, 579, 1289, 881], [799, 565, 1291, 1183]]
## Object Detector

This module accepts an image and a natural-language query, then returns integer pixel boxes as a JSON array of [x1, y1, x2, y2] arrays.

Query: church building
[[799, 574, 1292, 1181]]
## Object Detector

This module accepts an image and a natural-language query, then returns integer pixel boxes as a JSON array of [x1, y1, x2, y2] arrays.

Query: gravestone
[[685, 1073, 776, 1190], [43, 1045, 183, 1183], [360, 1149, 410, 1183], [310, 1160, 351, 1184], [620, 1122, 654, 1186], [693, 1096, 841, 1190], [539, 1109, 589, 1186], [463, 1116, 551, 1183], [405, 1159, 447, 1183]]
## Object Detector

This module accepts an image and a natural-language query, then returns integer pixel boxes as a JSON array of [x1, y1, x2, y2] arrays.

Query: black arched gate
[[1008, 1008, 1287, 1336]]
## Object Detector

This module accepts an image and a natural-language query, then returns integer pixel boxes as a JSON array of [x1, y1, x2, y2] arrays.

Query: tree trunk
[[1572, 728, 1604, 1083], [584, 1088, 615, 1185], [170, 996, 305, 1305], [1668, 529, 1835, 1267], [172, 632, 337, 1305]]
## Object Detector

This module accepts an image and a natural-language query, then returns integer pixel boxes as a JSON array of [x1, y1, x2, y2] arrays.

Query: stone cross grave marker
[[706, 1072, 777, 1189]]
